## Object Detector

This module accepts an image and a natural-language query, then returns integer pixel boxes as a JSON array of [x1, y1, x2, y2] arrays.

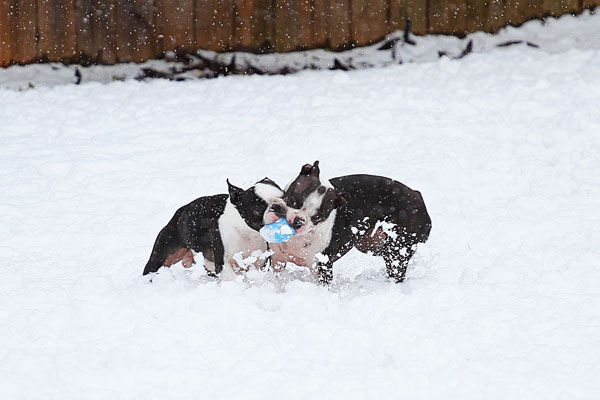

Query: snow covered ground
[[1, 11, 600, 400]]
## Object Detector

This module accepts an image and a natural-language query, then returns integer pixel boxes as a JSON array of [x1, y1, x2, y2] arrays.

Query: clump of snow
[[371, 220, 398, 239], [1, 10, 600, 400]]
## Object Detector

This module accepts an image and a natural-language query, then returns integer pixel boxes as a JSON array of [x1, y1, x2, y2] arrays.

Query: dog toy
[[260, 218, 295, 243]]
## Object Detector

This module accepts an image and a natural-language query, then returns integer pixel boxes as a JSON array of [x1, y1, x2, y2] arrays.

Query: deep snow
[[1, 13, 600, 400]]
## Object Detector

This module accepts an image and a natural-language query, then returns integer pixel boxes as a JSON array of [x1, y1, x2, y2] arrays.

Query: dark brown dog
[[272, 161, 431, 284]]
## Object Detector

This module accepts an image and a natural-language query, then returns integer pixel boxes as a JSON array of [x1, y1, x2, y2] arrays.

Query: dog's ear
[[299, 160, 321, 177], [300, 163, 313, 175], [257, 177, 282, 191], [227, 179, 243, 204], [335, 191, 349, 207], [311, 160, 320, 177]]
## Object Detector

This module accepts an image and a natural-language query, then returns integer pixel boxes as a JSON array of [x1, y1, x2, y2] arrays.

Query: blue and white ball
[[260, 218, 296, 243]]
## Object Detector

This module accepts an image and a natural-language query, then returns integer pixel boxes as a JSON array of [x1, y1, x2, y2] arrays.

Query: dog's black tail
[[143, 208, 185, 275]]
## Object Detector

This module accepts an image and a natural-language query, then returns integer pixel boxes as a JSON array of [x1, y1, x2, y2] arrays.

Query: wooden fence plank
[[195, 0, 211, 50], [487, 0, 507, 32], [93, 0, 118, 63], [234, 0, 256, 49], [256, 0, 276, 51], [312, 0, 329, 48], [328, 0, 351, 50], [351, 0, 387, 46], [131, 0, 157, 62], [390, 0, 407, 32], [274, 0, 312, 52], [467, 0, 499, 31], [405, 0, 428, 34], [194, 0, 212, 50], [236, 0, 276, 52], [543, 0, 580, 16], [37, 0, 77, 62], [196, 0, 234, 51], [274, 0, 293, 52], [60, 0, 78, 61], [505, 0, 542, 26], [351, 0, 368, 44], [14, 0, 38, 64], [466, 0, 485, 30], [297, 0, 312, 50], [217, 0, 235, 51], [37, 0, 52, 60], [234, 0, 276, 52], [115, 0, 136, 62], [465, 0, 506, 33], [582, 0, 600, 9], [0, 0, 16, 66], [429, 0, 468, 35], [158, 0, 194, 53], [76, 0, 95, 63]]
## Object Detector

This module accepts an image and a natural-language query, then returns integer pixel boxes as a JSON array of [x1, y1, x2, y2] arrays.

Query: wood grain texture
[[115, 0, 135, 61], [75, 0, 95, 63], [312, 0, 329, 48], [37, 0, 77, 61], [505, 0, 543, 26], [233, 0, 276, 52], [234, 0, 257, 49], [158, 0, 195, 53], [465, 0, 507, 33], [14, 0, 38, 64], [351, 0, 388, 46], [543, 0, 580, 16], [274, 0, 313, 52], [466, 0, 503, 32], [196, 0, 235, 51], [405, 0, 428, 34], [430, 0, 468, 35], [389, 0, 408, 32], [297, 0, 312, 50], [582, 0, 600, 9], [93, 0, 118, 63], [0, 0, 17, 66], [328, 0, 351, 50]]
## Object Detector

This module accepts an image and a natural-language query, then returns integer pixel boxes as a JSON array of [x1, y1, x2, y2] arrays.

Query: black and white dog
[[143, 178, 284, 278], [270, 161, 431, 284]]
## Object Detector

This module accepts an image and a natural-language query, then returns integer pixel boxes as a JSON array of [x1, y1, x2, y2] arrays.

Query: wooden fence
[[1, 0, 598, 67]]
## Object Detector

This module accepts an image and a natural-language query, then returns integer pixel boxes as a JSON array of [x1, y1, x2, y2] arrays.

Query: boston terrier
[[143, 178, 284, 279], [270, 161, 431, 284]]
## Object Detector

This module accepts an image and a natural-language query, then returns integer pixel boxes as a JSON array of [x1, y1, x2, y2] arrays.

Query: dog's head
[[227, 177, 286, 232], [282, 161, 348, 235]]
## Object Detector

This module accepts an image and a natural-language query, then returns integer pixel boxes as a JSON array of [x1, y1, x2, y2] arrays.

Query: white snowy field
[[2, 18, 600, 400]]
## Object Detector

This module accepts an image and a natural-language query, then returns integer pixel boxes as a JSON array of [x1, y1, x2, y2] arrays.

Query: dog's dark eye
[[287, 196, 297, 208], [271, 204, 283, 213], [311, 215, 324, 224], [254, 207, 266, 217]]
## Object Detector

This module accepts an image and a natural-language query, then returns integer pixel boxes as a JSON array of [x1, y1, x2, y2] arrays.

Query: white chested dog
[[143, 178, 284, 279]]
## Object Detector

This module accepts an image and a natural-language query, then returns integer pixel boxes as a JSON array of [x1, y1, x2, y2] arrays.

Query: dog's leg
[[314, 239, 354, 285], [162, 248, 196, 268], [383, 242, 417, 283], [315, 261, 334, 285], [143, 209, 184, 275]]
